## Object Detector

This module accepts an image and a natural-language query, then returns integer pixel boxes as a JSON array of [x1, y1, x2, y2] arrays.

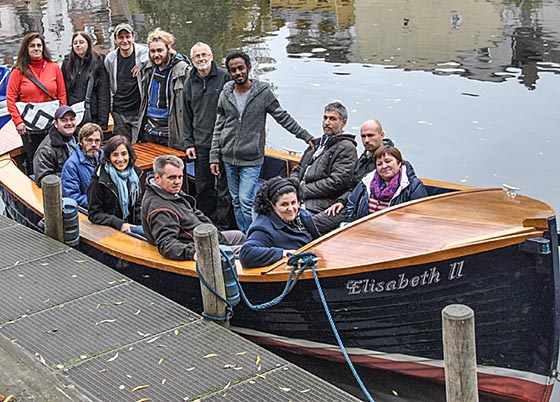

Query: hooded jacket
[[135, 53, 190, 149], [290, 133, 358, 213], [33, 125, 76, 187], [345, 164, 427, 222], [141, 176, 227, 260], [209, 79, 312, 167], [61, 145, 102, 207]]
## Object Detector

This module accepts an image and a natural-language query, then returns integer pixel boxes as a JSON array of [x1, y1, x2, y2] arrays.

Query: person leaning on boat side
[[141, 155, 245, 261], [87, 135, 143, 234], [104, 23, 149, 142], [6, 32, 67, 172], [312, 119, 416, 235], [289, 101, 357, 215], [345, 145, 427, 222], [61, 31, 110, 130], [135, 28, 190, 150], [61, 123, 103, 208], [183, 42, 235, 230], [33, 106, 78, 187], [209, 51, 314, 233], [239, 177, 320, 268]]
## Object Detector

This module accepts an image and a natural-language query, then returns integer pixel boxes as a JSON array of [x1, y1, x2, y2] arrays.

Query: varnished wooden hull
[[1, 121, 558, 402]]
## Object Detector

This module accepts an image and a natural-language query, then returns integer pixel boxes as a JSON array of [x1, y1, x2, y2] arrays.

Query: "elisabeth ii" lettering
[[346, 260, 465, 295]]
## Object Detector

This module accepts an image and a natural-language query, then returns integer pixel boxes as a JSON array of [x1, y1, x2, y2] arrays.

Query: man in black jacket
[[142, 155, 244, 261], [290, 101, 357, 214], [183, 42, 234, 230], [33, 105, 78, 187]]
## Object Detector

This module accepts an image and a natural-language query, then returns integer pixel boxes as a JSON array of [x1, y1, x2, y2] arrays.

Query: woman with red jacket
[[7, 32, 67, 171]]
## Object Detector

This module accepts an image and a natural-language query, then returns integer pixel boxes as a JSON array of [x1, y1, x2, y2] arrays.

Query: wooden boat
[[0, 120, 558, 402]]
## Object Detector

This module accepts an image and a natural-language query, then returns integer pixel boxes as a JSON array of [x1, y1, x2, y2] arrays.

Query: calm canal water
[[1, 0, 559, 400]]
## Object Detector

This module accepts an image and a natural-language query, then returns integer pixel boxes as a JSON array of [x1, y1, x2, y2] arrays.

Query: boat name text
[[346, 261, 465, 295]]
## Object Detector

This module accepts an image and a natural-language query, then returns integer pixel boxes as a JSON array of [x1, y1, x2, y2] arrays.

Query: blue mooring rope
[[196, 250, 374, 402]]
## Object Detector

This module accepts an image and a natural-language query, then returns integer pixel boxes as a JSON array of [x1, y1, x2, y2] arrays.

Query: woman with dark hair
[[87, 135, 143, 233], [61, 31, 110, 130], [346, 145, 427, 222], [239, 177, 320, 268], [6, 32, 67, 166]]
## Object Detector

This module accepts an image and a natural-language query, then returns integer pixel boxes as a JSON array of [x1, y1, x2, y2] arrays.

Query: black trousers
[[194, 147, 236, 230]]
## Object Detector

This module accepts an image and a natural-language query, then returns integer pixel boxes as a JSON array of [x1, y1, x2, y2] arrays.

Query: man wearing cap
[[33, 105, 78, 187], [105, 23, 149, 142]]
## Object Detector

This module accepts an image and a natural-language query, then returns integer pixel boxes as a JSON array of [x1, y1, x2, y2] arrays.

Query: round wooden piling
[[442, 304, 479, 402], [193, 223, 229, 326], [41, 175, 64, 243]]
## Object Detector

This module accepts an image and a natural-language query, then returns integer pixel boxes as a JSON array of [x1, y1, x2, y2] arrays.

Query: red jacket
[[6, 63, 67, 126]]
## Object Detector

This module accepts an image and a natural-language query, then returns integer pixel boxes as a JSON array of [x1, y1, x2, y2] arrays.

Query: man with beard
[[183, 42, 234, 229], [33, 105, 79, 187], [209, 51, 313, 233], [105, 23, 149, 142], [136, 28, 190, 150], [289, 101, 358, 215], [61, 123, 104, 207]]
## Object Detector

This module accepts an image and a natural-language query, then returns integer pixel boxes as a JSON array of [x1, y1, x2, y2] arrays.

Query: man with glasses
[[183, 42, 234, 229], [61, 122, 104, 207]]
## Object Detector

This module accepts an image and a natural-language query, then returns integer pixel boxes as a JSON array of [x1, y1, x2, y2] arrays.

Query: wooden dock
[[0, 213, 360, 401]]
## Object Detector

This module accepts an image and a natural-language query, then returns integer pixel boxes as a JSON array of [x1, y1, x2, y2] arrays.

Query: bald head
[[360, 119, 385, 153]]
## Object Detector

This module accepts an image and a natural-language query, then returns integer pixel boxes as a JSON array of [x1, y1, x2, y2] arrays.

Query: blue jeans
[[224, 163, 261, 233]]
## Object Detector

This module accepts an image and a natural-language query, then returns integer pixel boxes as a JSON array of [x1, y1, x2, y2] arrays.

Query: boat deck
[[0, 213, 359, 401]]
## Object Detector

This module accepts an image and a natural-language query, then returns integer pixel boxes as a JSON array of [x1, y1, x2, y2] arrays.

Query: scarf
[[370, 168, 402, 201], [104, 163, 140, 219], [29, 57, 46, 78]]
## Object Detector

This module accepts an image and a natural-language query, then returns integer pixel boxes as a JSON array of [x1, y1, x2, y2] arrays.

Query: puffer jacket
[[210, 79, 312, 167], [61, 145, 102, 207], [141, 176, 227, 261], [290, 133, 357, 213], [87, 164, 143, 230], [345, 164, 427, 222]]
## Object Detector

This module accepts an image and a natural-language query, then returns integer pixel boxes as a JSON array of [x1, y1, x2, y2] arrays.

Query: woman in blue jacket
[[239, 177, 320, 268], [346, 145, 427, 222]]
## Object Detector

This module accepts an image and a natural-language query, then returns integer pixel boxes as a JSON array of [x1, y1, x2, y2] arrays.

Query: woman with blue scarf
[[345, 145, 427, 223], [87, 135, 143, 234]]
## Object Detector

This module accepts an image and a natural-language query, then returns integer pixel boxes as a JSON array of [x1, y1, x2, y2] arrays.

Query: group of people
[[5, 24, 429, 268]]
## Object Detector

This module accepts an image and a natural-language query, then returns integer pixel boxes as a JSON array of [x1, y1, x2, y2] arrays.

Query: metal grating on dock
[[0, 214, 360, 401]]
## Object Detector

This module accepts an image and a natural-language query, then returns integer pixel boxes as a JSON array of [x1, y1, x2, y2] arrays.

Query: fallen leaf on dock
[[119, 385, 125, 390], [299, 389, 310, 393], [279, 387, 291, 392], [174, 329, 179, 335], [185, 367, 196, 371], [161, 378, 167, 385], [146, 336, 160, 344], [236, 351, 247, 355], [255, 355, 261, 365], [131, 385, 149, 392], [256, 373, 266, 380], [136, 398, 151, 402], [203, 353, 218, 358], [40, 262, 48, 266], [135, 308, 142, 315], [158, 358, 164, 365], [223, 381, 231, 390], [392, 389, 399, 396], [35, 352, 46, 365], [97, 319, 116, 325], [80, 354, 88, 359], [114, 301, 124, 305], [137, 331, 145, 336], [107, 352, 119, 362], [3, 395, 14, 402], [55, 364, 64, 369], [75, 259, 88, 263]]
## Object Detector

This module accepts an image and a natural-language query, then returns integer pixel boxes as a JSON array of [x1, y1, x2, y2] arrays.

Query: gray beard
[[84, 151, 99, 159]]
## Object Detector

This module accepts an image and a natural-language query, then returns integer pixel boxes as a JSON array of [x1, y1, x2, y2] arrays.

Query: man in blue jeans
[[209, 51, 313, 232]]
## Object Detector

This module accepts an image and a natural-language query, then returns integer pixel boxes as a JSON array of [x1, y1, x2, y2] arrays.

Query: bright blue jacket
[[61, 145, 101, 208], [240, 209, 320, 268]]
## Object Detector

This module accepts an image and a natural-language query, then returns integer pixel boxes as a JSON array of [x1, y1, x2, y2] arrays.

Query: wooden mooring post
[[41, 174, 64, 243], [442, 304, 479, 402], [193, 223, 229, 326]]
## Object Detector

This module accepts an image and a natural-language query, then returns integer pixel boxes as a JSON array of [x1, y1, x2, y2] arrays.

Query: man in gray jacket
[[209, 51, 313, 233], [104, 23, 149, 142]]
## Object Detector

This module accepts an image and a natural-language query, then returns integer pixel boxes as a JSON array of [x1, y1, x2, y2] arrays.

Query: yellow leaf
[[131, 385, 149, 392], [203, 353, 218, 358], [223, 381, 231, 390], [137, 399, 151, 402], [96, 304, 101, 309], [97, 319, 116, 325], [186, 21, 193, 24], [99, 368, 107, 373], [138, 331, 145, 336], [80, 355, 88, 359], [158, 358, 164, 365], [255, 355, 261, 365], [185, 367, 196, 371], [161, 378, 167, 385], [107, 352, 119, 362], [174, 329, 179, 335], [55, 364, 64, 369], [146, 336, 160, 344], [135, 308, 142, 315], [279, 386, 291, 392], [114, 301, 124, 305], [5, 395, 14, 402], [256, 373, 266, 380], [119, 384, 125, 390], [236, 351, 247, 355], [299, 389, 311, 393], [392, 389, 399, 396], [75, 260, 88, 263], [40, 262, 49, 266]]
